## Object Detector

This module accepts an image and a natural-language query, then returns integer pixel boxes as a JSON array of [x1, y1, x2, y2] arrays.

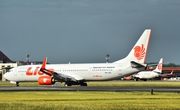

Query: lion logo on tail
[[157, 63, 162, 71], [134, 44, 146, 60]]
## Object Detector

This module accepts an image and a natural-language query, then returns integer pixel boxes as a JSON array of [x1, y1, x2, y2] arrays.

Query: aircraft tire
[[134, 78, 138, 81], [51, 78, 56, 84], [64, 83, 72, 86], [16, 82, 19, 87], [80, 83, 87, 86]]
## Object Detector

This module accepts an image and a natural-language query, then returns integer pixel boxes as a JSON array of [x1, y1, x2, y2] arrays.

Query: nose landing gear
[[16, 82, 19, 87]]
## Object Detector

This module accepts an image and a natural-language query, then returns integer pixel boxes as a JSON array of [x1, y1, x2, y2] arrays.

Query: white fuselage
[[134, 71, 159, 79], [4, 62, 144, 82]]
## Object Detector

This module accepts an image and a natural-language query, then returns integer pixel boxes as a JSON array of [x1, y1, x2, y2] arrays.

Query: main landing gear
[[80, 83, 87, 86], [134, 78, 139, 81], [64, 83, 72, 86]]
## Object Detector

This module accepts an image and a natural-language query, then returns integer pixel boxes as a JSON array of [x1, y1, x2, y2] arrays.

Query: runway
[[0, 86, 180, 92]]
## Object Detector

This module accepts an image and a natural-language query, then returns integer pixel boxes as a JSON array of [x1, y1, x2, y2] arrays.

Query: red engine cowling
[[38, 76, 55, 85]]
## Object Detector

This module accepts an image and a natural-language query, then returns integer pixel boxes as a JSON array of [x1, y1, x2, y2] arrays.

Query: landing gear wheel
[[16, 82, 19, 87], [80, 83, 87, 86], [134, 78, 138, 81], [64, 83, 72, 86], [51, 78, 56, 85]]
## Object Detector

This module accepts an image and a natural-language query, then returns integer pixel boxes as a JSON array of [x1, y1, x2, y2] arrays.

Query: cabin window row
[[56, 69, 88, 72], [92, 69, 113, 71]]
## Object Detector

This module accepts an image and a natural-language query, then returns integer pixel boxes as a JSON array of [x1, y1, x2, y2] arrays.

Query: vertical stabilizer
[[114, 29, 152, 64], [153, 58, 163, 73]]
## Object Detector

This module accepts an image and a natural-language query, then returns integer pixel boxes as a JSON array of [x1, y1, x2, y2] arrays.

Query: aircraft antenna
[[26, 54, 30, 65], [106, 54, 110, 63]]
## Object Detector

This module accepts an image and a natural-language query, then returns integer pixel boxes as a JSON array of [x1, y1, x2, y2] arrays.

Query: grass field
[[1, 81, 180, 87], [0, 81, 180, 110], [0, 91, 180, 110]]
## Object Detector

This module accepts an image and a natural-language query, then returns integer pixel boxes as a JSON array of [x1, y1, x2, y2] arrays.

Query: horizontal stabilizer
[[131, 61, 147, 68]]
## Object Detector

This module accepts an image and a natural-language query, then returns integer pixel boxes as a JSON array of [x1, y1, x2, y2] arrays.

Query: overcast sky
[[1, 0, 180, 64]]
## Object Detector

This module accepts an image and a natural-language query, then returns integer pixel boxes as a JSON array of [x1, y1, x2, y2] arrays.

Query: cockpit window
[[8, 69, 13, 72]]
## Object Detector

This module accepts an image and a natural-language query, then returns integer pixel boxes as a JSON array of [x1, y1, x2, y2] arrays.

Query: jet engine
[[38, 76, 55, 85]]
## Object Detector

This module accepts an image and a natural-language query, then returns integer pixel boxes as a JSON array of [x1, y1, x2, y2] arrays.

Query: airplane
[[4, 29, 152, 86], [133, 58, 163, 81]]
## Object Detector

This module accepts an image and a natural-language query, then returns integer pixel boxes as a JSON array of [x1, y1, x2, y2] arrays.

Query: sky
[[0, 0, 180, 64]]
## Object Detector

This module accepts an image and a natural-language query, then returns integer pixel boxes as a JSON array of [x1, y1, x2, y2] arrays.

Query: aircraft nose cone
[[3, 73, 8, 79]]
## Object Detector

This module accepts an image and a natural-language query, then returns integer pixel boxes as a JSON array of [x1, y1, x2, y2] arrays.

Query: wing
[[40, 57, 84, 82], [52, 72, 84, 82]]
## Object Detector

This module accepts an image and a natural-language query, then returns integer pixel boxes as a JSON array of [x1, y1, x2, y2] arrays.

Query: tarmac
[[0, 86, 180, 92]]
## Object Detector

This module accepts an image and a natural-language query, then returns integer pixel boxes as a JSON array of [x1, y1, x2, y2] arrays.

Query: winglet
[[170, 70, 174, 74], [41, 57, 47, 69], [40, 57, 53, 76]]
